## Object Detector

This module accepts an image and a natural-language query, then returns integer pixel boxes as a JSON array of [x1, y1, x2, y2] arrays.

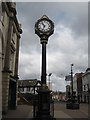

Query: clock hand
[[42, 22, 45, 28]]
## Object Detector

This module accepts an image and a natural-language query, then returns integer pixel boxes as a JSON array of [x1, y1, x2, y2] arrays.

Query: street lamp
[[48, 73, 52, 90], [66, 64, 79, 109], [35, 15, 55, 120], [71, 64, 74, 102]]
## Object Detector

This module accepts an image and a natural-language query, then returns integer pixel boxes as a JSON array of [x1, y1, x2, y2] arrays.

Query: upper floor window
[[87, 84, 89, 91], [11, 26, 16, 47], [0, 3, 3, 24], [0, 8, 5, 26], [9, 50, 14, 72]]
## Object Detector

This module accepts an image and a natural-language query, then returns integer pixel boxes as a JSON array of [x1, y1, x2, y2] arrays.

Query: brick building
[[73, 73, 83, 102], [66, 85, 70, 100], [1, 2, 22, 114], [82, 68, 90, 103]]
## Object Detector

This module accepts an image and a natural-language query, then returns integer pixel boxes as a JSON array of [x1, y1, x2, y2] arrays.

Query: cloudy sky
[[16, 2, 88, 91]]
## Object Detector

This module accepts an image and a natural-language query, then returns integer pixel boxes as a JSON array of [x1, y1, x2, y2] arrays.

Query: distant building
[[18, 79, 41, 94], [18, 79, 41, 105], [52, 91, 66, 102], [47, 82, 52, 91], [58, 92, 66, 102], [73, 73, 83, 102], [66, 85, 70, 100], [82, 68, 90, 103], [52, 91, 59, 101], [1, 2, 22, 114]]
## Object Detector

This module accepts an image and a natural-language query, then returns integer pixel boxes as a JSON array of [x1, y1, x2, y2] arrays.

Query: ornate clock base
[[34, 87, 56, 120]]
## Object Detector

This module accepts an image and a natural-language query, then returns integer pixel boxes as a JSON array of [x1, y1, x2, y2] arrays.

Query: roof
[[81, 68, 90, 77], [74, 73, 84, 80], [86, 68, 90, 72], [18, 79, 41, 87]]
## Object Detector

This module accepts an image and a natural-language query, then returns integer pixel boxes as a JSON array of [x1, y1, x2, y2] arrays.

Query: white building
[[73, 74, 77, 95], [82, 68, 90, 103], [18, 79, 41, 104], [18, 79, 41, 94]]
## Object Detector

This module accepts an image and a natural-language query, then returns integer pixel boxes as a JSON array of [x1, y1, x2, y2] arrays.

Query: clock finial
[[41, 15, 49, 19]]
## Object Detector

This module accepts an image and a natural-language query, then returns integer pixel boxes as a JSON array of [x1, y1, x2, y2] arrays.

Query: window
[[22, 88, 24, 92], [9, 50, 14, 71], [27, 87, 30, 92], [18, 87, 24, 92], [0, 5, 4, 24], [83, 85, 86, 91], [87, 84, 89, 91], [12, 32, 15, 45], [31, 88, 34, 93], [1, 9, 5, 26], [11, 26, 16, 46]]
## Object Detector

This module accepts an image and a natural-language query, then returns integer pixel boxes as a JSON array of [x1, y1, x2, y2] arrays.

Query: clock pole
[[41, 39, 47, 85], [34, 15, 55, 120]]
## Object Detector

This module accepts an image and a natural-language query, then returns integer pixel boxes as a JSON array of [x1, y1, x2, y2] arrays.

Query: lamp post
[[71, 64, 74, 102], [66, 64, 79, 109], [48, 73, 52, 90], [35, 15, 55, 120]]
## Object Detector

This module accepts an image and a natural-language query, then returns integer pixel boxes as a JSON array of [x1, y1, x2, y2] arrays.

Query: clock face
[[38, 20, 51, 32]]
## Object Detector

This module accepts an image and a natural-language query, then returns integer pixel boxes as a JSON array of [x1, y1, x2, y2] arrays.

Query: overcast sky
[[16, 2, 88, 91]]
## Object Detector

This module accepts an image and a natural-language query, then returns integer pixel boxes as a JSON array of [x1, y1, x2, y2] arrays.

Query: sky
[[16, 2, 88, 92]]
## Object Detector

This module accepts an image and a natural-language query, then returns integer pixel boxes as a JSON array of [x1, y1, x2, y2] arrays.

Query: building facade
[[82, 68, 90, 103], [18, 79, 41, 94], [73, 73, 83, 102], [47, 82, 52, 91], [66, 85, 70, 100], [52, 91, 66, 102], [1, 2, 22, 114], [18, 79, 41, 105], [0, 1, 2, 118]]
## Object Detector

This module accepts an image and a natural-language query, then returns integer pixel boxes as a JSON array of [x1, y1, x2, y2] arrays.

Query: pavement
[[2, 105, 33, 119], [54, 102, 88, 118], [2, 102, 89, 119]]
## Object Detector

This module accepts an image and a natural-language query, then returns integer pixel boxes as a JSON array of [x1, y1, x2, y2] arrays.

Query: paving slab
[[2, 105, 33, 119], [55, 110, 72, 118], [2, 102, 89, 119]]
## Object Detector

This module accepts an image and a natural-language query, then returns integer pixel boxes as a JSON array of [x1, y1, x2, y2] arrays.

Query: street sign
[[65, 75, 71, 81]]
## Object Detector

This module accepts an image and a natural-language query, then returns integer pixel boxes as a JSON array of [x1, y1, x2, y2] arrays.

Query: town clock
[[35, 15, 54, 40], [34, 15, 55, 120]]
